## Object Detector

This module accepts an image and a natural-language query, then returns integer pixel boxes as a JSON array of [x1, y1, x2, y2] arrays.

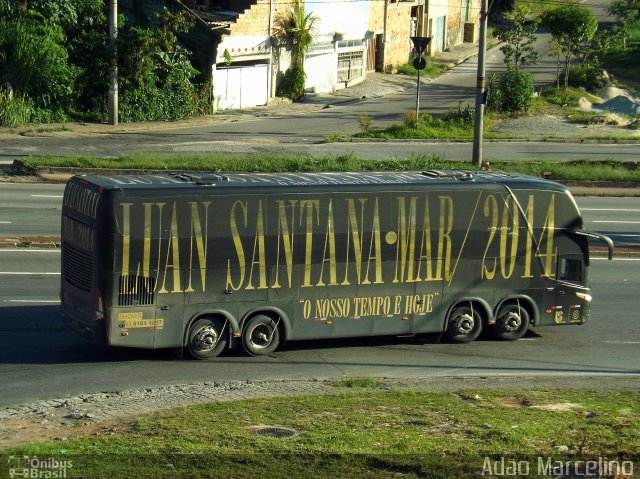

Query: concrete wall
[[369, 0, 414, 70]]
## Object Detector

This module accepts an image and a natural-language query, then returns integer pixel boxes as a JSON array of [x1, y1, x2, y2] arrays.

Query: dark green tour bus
[[60, 170, 613, 358]]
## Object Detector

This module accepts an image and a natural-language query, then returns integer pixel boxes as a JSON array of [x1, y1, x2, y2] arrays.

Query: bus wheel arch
[[186, 315, 229, 360], [241, 312, 283, 356], [445, 300, 488, 343], [492, 298, 534, 341]]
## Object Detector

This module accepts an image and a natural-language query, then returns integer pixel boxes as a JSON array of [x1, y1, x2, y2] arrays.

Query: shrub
[[443, 101, 475, 126], [276, 65, 306, 101], [0, 94, 33, 127], [567, 64, 607, 91], [358, 113, 373, 133], [489, 70, 534, 113], [402, 111, 432, 128]]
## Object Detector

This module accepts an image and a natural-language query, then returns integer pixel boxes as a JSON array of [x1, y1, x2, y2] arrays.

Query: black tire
[[187, 317, 227, 359], [492, 303, 530, 341], [242, 315, 280, 356], [445, 305, 483, 343]]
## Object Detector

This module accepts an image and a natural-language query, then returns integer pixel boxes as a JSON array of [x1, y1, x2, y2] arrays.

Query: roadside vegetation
[[0, 0, 212, 127], [13, 153, 640, 183], [5, 388, 639, 478], [348, 0, 640, 142], [395, 56, 449, 79]]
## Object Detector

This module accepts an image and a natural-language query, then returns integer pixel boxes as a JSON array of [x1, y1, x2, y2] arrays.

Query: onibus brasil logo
[[7, 456, 73, 478]]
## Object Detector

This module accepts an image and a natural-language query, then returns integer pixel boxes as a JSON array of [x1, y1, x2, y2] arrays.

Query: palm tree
[[272, 0, 318, 69]]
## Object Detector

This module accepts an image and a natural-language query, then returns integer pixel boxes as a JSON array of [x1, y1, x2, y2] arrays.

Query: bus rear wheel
[[187, 318, 227, 359], [492, 304, 530, 341], [445, 306, 482, 343], [242, 315, 280, 356]]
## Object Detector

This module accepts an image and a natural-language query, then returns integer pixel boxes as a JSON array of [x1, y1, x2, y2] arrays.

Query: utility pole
[[108, 0, 118, 126], [472, 0, 488, 168]]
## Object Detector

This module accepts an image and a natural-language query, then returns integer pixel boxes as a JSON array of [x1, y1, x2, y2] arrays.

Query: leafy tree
[[66, 0, 110, 119], [550, 38, 562, 90], [272, 1, 318, 100], [608, 0, 640, 49], [0, 17, 76, 109], [541, 5, 598, 89], [28, 0, 78, 28], [495, 7, 539, 71], [272, 0, 318, 69], [118, 8, 198, 121]]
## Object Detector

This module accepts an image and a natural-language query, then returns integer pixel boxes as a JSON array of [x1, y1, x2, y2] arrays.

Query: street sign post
[[410, 37, 431, 122]]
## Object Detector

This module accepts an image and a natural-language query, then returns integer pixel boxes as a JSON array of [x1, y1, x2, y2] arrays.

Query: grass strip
[[3, 389, 638, 478], [15, 153, 640, 183]]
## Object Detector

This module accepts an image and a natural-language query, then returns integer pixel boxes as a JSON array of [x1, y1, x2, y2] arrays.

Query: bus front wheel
[[492, 304, 530, 341], [242, 315, 280, 356], [445, 306, 482, 343], [187, 318, 227, 359]]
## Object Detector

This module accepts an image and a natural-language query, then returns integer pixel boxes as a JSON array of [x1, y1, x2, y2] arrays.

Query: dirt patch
[[0, 236, 60, 248], [490, 114, 640, 140], [495, 397, 533, 408], [531, 402, 583, 412]]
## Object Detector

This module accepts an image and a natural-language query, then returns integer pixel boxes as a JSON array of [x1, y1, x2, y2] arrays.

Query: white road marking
[[30, 195, 63, 198], [603, 341, 640, 345], [0, 272, 60, 275], [592, 257, 640, 261], [592, 220, 640, 224], [0, 221, 12, 224], [582, 208, 640, 212], [4, 299, 60, 304], [0, 249, 60, 253]]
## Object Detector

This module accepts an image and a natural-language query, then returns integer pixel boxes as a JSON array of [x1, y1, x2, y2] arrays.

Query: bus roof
[[71, 170, 568, 193]]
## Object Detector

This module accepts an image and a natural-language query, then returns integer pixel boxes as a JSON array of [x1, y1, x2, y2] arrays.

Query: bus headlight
[[576, 292, 592, 302]]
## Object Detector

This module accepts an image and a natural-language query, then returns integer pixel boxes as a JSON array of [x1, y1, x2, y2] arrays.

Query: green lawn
[[4, 388, 639, 479]]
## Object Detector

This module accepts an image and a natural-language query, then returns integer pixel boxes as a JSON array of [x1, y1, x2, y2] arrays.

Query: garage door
[[215, 64, 268, 110]]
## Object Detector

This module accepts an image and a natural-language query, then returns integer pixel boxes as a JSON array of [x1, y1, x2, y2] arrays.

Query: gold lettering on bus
[[316, 199, 337, 287], [436, 196, 454, 282], [159, 202, 182, 294], [482, 195, 499, 280], [246, 200, 267, 290], [185, 201, 210, 293], [538, 194, 557, 277], [226, 200, 247, 291], [341, 198, 367, 286], [300, 293, 438, 320], [121, 203, 132, 276], [522, 195, 535, 279], [393, 196, 419, 283], [499, 196, 519, 279], [273, 200, 297, 289], [363, 197, 383, 285], [300, 199, 320, 288], [114, 191, 566, 296]]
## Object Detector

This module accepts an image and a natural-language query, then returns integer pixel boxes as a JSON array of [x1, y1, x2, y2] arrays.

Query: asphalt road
[[0, 191, 638, 408], [1, 27, 637, 164]]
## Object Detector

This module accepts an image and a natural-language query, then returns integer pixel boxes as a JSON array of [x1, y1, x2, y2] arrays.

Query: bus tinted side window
[[558, 256, 583, 284]]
